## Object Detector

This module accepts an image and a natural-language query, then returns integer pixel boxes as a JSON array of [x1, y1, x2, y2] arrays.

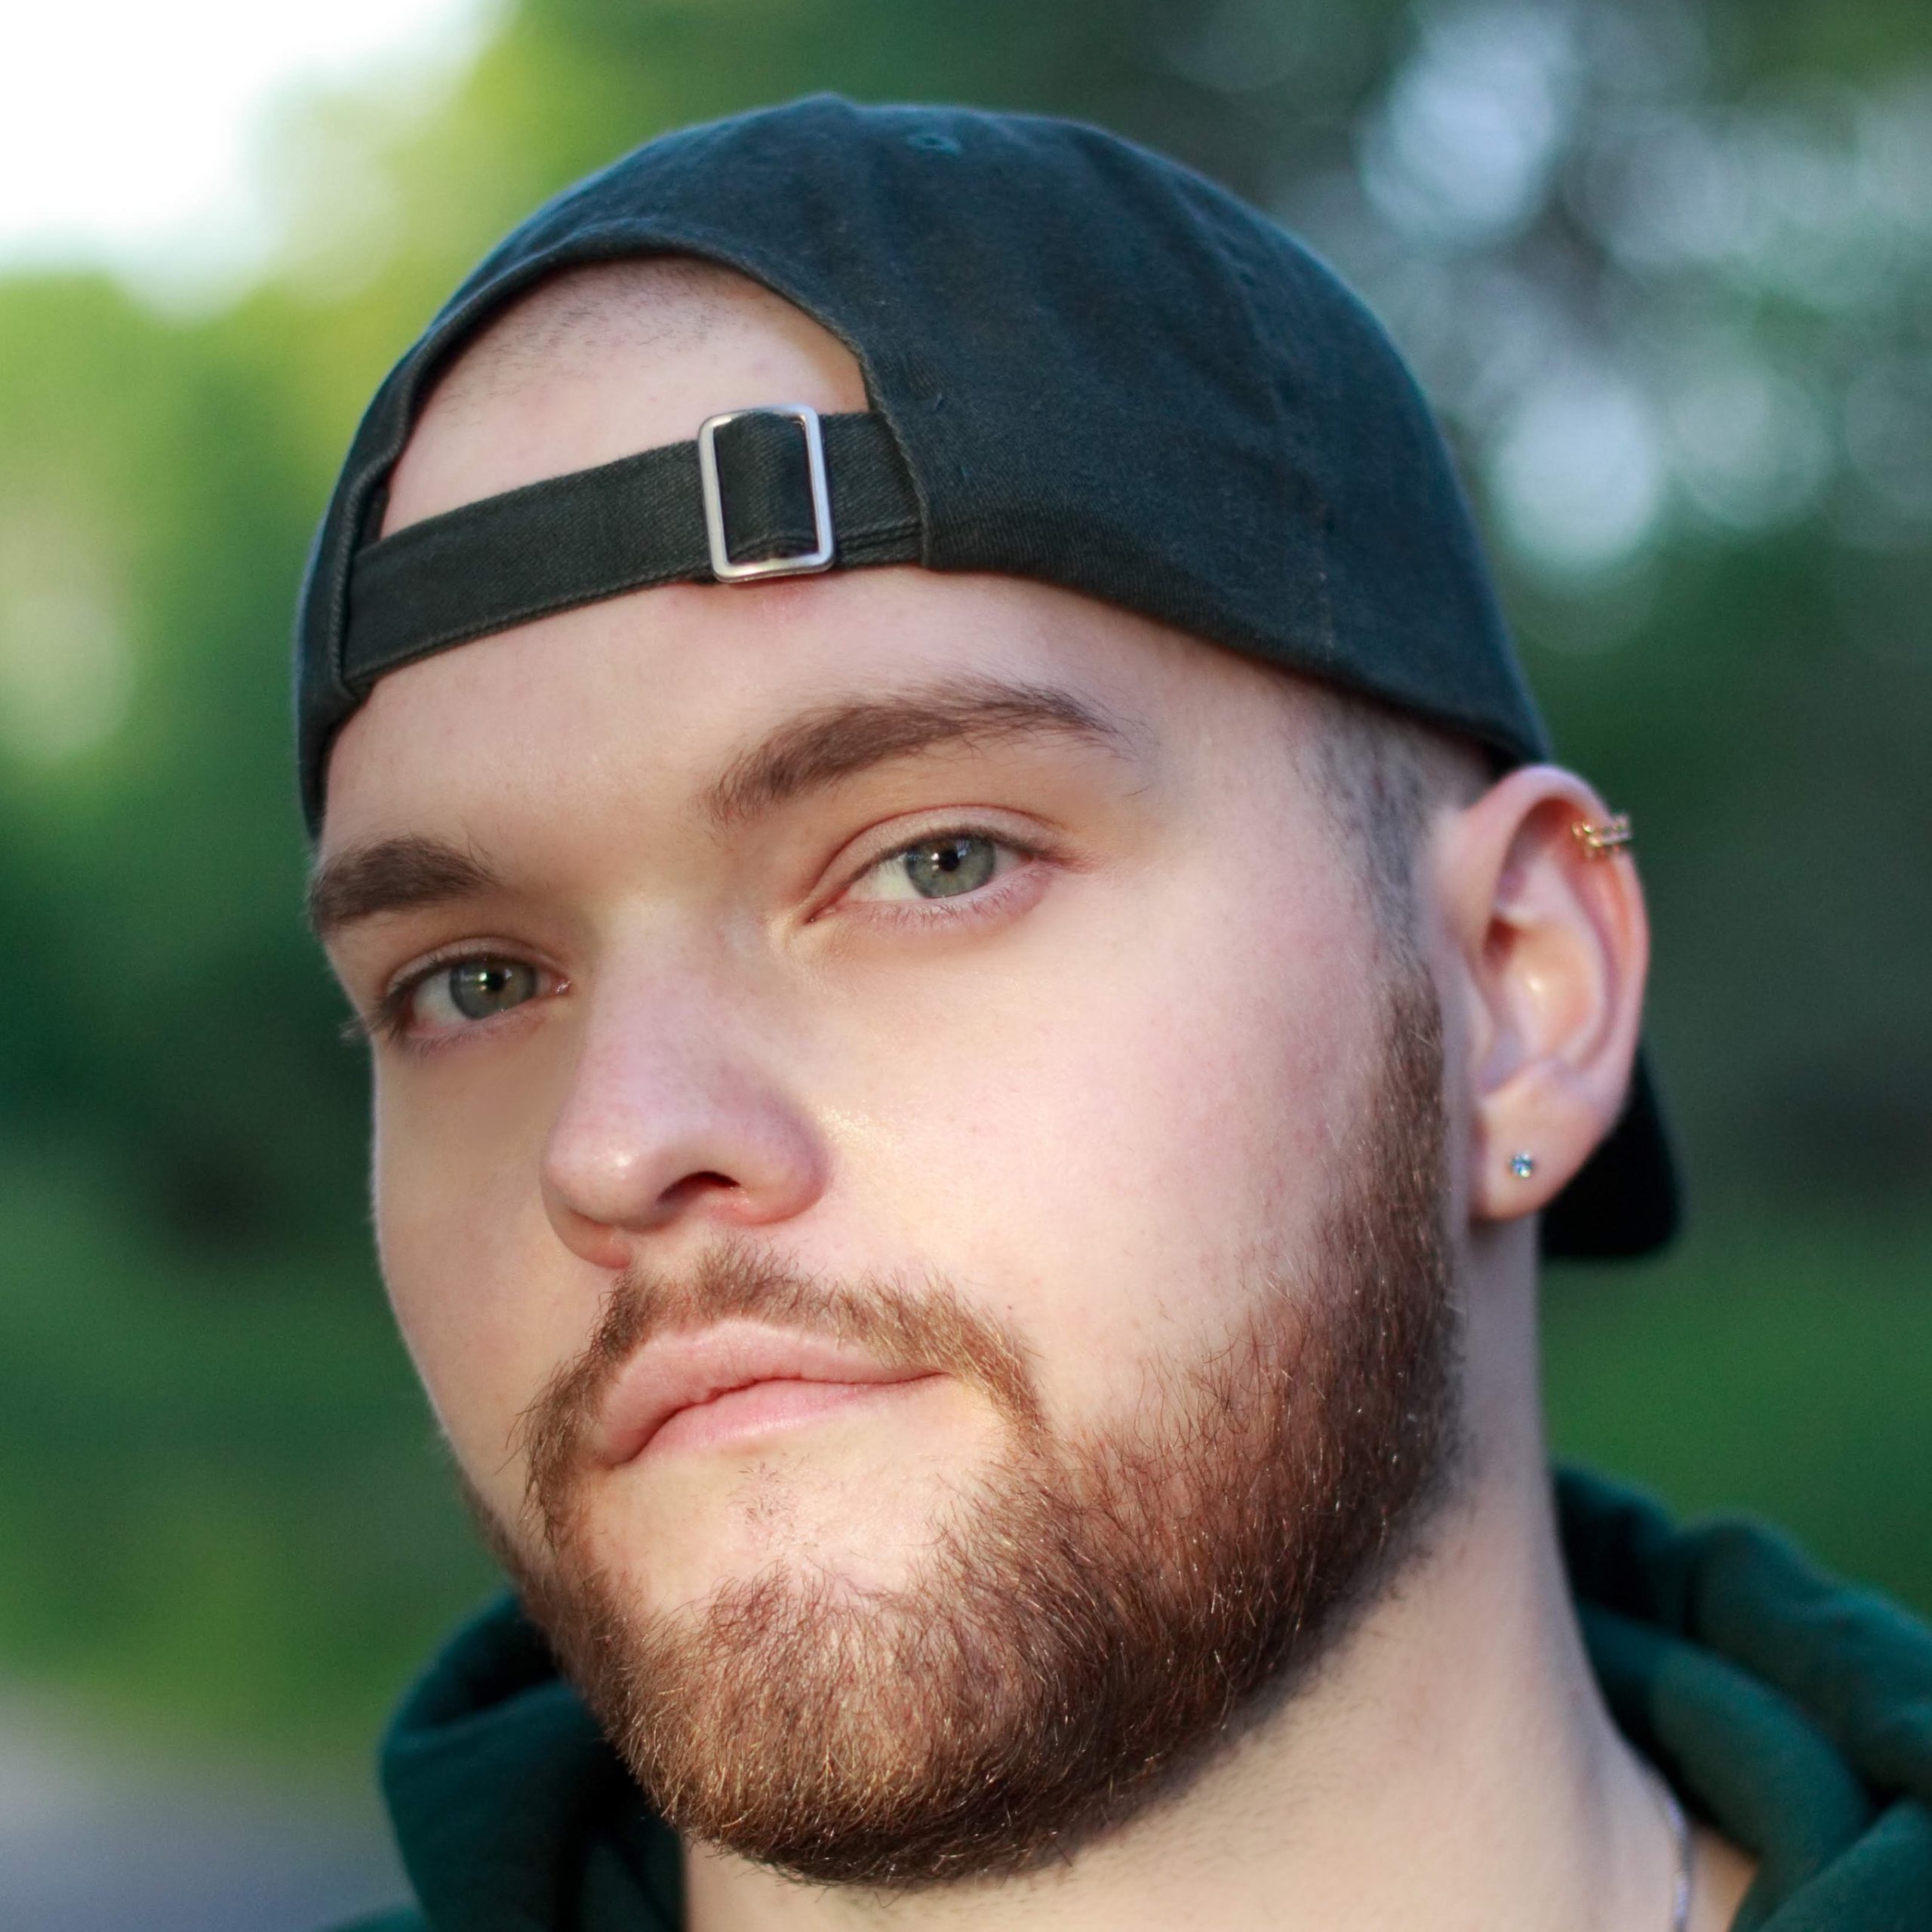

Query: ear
[[1430, 764, 1649, 1229]]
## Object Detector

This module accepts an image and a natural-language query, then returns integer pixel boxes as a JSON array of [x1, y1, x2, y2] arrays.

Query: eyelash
[[356, 823, 1048, 1051]]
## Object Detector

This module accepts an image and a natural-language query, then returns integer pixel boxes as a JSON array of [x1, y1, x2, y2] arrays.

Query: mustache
[[513, 1239, 1043, 1543]]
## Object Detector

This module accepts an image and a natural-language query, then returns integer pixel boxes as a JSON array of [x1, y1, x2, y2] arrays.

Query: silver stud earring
[[1509, 1151, 1537, 1179]]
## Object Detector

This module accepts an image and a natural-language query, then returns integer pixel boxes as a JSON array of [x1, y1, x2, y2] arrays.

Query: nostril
[[657, 1171, 739, 1215]]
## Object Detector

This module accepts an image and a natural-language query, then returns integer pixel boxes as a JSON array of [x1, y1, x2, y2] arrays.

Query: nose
[[540, 974, 829, 1269]]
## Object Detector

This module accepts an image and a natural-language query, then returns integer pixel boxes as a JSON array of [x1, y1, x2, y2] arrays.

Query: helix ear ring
[[1509, 1152, 1537, 1180], [1573, 812, 1632, 859]]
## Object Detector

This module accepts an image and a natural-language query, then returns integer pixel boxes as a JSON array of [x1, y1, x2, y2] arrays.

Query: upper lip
[[593, 1321, 930, 1466]]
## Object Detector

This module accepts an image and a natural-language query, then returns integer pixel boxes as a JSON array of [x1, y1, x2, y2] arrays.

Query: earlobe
[[1433, 765, 1650, 1229]]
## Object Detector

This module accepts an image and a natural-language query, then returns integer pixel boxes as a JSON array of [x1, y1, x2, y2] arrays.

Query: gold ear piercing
[[1573, 812, 1632, 859]]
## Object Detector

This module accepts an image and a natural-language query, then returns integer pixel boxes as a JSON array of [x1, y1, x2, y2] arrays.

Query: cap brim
[[1540, 1047, 1681, 1260]]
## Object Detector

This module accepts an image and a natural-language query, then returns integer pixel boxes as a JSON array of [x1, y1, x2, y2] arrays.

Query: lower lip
[[641, 1376, 938, 1459]]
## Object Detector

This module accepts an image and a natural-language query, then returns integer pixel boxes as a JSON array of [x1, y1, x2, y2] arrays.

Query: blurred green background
[[1, 0, 1927, 1782]]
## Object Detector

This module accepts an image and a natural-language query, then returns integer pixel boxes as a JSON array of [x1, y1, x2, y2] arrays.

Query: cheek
[[371, 1067, 570, 1518], [823, 858, 1381, 1423]]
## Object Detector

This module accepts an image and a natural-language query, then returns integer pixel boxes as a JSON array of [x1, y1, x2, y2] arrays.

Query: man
[[298, 99, 1932, 1930]]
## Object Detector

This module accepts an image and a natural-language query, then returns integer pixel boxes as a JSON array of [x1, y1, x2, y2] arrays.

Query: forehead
[[320, 563, 1306, 859]]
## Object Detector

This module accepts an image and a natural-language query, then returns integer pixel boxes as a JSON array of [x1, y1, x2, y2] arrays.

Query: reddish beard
[[471, 969, 1462, 1887]]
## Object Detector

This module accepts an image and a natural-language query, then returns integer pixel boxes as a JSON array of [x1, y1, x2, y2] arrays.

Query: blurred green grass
[[5, 1140, 1925, 1776]]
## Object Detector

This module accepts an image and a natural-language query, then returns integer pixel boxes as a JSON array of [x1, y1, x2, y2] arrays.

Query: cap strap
[[342, 409, 921, 685]]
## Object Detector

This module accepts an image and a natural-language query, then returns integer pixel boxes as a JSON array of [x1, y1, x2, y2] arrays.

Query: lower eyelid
[[845, 856, 1046, 926]]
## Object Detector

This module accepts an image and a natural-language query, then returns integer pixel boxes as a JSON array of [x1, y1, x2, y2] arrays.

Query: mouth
[[595, 1321, 941, 1467]]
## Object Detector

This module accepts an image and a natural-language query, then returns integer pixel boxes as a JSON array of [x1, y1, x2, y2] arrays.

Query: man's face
[[316, 276, 1466, 1881]]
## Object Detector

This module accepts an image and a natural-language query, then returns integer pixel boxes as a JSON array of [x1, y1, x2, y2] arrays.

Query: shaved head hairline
[[1312, 688, 1491, 946], [414, 254, 818, 432]]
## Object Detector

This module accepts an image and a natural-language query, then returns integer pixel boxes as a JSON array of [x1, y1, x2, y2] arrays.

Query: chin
[[583, 1460, 970, 1617]]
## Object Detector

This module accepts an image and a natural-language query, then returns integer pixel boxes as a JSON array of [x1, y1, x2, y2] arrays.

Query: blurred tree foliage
[[0, 0, 1927, 1757]]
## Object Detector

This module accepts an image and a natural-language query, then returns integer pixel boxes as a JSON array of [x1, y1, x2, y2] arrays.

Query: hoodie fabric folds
[[335, 1470, 1932, 1931]]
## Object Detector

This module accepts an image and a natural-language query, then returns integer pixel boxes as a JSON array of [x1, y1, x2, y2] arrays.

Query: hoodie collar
[[1559, 1468, 1932, 1930]]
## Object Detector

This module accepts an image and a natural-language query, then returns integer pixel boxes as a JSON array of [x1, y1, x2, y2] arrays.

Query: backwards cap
[[294, 94, 1679, 1259]]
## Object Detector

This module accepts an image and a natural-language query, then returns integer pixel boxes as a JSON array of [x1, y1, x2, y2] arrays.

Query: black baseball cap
[[293, 94, 1679, 1259]]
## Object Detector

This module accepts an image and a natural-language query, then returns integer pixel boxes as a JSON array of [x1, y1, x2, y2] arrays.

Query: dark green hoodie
[[336, 1472, 1932, 1931]]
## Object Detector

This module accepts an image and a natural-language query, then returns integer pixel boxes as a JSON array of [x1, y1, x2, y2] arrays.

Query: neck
[[685, 1232, 1680, 1932]]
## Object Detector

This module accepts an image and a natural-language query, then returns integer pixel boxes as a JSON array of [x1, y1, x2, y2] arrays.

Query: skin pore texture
[[315, 262, 1754, 1930]]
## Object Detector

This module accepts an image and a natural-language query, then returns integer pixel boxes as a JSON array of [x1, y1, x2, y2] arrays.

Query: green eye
[[847, 831, 1017, 907], [448, 958, 538, 1018], [405, 956, 543, 1032], [898, 834, 999, 898]]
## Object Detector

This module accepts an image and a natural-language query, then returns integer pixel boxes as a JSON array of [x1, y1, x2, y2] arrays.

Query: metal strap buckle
[[697, 403, 835, 582]]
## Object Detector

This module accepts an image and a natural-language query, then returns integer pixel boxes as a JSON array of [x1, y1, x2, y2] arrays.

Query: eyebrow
[[701, 676, 1135, 828], [306, 835, 501, 941], [308, 678, 1135, 939]]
